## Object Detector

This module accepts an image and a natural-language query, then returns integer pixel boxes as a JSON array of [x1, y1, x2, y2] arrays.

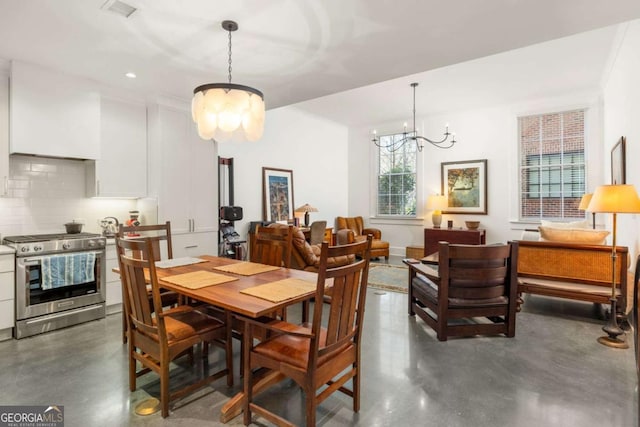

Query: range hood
[[10, 61, 100, 160]]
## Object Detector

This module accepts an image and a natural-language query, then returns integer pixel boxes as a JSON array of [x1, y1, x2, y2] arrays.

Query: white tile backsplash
[[0, 155, 151, 237]]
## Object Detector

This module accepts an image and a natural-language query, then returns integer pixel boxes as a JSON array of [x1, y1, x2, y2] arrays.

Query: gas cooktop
[[3, 233, 102, 243], [3, 233, 106, 256]]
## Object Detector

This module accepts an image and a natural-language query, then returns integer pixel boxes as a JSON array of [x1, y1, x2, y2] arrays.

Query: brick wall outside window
[[519, 110, 585, 219]]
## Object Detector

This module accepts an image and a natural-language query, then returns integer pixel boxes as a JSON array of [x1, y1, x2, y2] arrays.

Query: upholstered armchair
[[267, 223, 353, 272], [336, 216, 390, 259]]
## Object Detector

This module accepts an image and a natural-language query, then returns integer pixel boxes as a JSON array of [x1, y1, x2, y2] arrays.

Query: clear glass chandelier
[[372, 82, 456, 152], [192, 20, 265, 142]]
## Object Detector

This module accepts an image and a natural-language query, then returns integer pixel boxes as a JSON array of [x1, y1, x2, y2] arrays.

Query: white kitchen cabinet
[[105, 242, 122, 315], [0, 71, 8, 197], [10, 61, 100, 160], [86, 97, 147, 198], [0, 247, 16, 341], [150, 103, 217, 238], [172, 231, 217, 258]]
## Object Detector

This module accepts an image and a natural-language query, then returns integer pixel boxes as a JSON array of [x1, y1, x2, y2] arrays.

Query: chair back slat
[[118, 221, 173, 260], [251, 225, 293, 268], [313, 237, 371, 359], [117, 237, 165, 340]]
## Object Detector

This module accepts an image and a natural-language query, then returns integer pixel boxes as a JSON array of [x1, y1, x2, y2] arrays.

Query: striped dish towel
[[41, 252, 96, 290]]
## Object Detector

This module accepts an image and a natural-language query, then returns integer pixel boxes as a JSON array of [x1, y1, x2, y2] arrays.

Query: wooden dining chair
[[250, 224, 293, 268], [117, 221, 180, 344], [242, 235, 373, 427], [409, 241, 519, 341], [250, 224, 295, 320], [116, 237, 233, 418]]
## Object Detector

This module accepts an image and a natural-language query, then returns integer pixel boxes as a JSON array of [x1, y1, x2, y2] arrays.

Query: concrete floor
[[0, 276, 637, 426]]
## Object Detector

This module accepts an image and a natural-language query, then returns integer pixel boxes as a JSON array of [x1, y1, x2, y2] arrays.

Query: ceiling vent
[[101, 0, 137, 18]]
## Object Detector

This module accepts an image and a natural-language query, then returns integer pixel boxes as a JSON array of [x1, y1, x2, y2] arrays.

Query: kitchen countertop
[[0, 245, 16, 254]]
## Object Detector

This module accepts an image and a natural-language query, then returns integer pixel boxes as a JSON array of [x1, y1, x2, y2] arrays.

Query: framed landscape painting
[[611, 136, 626, 184], [441, 159, 487, 214], [262, 167, 295, 222]]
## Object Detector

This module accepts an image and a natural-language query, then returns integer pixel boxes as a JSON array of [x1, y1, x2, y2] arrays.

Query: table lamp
[[426, 195, 447, 228], [295, 204, 318, 227], [578, 193, 595, 229], [587, 184, 640, 348]]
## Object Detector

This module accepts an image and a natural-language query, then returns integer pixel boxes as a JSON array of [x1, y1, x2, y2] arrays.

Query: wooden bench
[[516, 240, 629, 314]]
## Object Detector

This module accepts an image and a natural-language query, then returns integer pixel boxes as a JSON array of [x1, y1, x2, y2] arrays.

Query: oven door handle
[[22, 251, 105, 265]]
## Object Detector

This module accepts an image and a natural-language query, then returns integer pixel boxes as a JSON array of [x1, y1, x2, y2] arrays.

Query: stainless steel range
[[3, 233, 107, 339]]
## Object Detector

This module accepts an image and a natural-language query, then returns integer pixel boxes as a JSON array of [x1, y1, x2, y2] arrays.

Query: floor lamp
[[588, 184, 640, 349]]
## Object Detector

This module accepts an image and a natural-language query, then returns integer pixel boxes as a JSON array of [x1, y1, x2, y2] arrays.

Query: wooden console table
[[424, 227, 486, 256]]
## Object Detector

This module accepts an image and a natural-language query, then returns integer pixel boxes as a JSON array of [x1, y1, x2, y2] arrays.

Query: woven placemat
[[240, 278, 316, 302], [212, 262, 280, 276], [162, 271, 238, 289]]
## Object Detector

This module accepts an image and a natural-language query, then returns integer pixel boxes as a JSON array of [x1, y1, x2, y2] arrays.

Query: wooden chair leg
[[301, 300, 309, 323], [305, 384, 316, 427], [128, 341, 136, 392], [122, 310, 128, 344], [353, 364, 360, 412], [160, 358, 170, 418]]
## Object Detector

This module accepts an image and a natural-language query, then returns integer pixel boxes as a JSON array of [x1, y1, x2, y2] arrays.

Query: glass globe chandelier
[[192, 20, 265, 142]]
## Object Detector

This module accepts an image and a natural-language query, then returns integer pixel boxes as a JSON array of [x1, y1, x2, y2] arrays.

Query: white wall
[[348, 91, 603, 256], [0, 155, 138, 237], [602, 20, 640, 261], [217, 105, 349, 238]]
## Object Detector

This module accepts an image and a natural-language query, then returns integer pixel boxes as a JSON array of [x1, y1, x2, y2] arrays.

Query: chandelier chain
[[227, 28, 233, 84]]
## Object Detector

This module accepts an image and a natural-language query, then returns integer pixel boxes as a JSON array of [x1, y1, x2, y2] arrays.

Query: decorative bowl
[[465, 221, 480, 230]]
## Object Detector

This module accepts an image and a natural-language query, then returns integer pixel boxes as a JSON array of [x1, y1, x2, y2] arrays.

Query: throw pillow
[[540, 219, 590, 229], [538, 226, 609, 244]]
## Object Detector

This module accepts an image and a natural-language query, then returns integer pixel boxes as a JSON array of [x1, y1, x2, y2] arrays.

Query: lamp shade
[[426, 195, 447, 211], [587, 184, 640, 213], [295, 204, 318, 213], [578, 193, 593, 210], [192, 20, 265, 143]]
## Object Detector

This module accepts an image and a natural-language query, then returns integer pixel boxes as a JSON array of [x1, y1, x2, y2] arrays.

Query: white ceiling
[[0, 0, 638, 125]]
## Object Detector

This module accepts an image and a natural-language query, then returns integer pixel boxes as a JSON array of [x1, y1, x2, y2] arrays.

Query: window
[[376, 132, 417, 216], [519, 110, 585, 219]]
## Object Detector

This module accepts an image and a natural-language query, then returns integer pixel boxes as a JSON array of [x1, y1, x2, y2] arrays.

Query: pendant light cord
[[227, 28, 233, 84]]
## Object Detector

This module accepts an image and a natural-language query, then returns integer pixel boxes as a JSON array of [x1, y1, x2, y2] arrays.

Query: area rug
[[367, 264, 408, 293]]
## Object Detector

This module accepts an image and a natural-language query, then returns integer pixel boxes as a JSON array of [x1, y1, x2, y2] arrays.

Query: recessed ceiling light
[[125, 72, 136, 79]]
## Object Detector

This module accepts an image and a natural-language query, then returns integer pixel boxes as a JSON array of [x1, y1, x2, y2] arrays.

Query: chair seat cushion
[[253, 322, 352, 369], [353, 235, 389, 250], [161, 306, 224, 342], [412, 276, 508, 308]]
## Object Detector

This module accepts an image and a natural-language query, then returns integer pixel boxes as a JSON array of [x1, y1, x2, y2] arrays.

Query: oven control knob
[[33, 245, 43, 252], [21, 246, 29, 253], [88, 240, 95, 248], [62, 242, 71, 250]]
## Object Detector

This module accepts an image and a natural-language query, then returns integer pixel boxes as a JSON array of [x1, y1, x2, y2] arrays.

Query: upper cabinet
[[10, 61, 100, 160], [86, 97, 147, 198], [148, 103, 217, 235]]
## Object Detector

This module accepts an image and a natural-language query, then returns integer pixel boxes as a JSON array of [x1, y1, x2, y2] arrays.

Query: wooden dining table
[[128, 255, 320, 422]]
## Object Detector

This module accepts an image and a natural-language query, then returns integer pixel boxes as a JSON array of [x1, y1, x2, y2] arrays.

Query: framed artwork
[[611, 136, 626, 185], [262, 167, 295, 222], [441, 159, 487, 214]]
